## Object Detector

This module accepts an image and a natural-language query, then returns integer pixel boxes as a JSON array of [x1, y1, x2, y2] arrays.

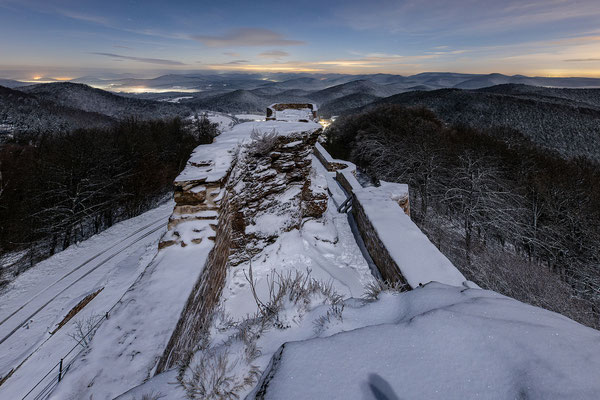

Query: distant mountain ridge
[[354, 84, 600, 162], [115, 72, 600, 115], [3, 75, 600, 164], [0, 82, 192, 136], [0, 84, 114, 134], [19, 82, 189, 119]]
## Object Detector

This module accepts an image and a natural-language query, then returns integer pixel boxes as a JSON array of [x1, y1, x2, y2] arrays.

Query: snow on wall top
[[355, 187, 466, 288], [313, 142, 466, 288], [266, 103, 318, 122], [175, 120, 321, 184]]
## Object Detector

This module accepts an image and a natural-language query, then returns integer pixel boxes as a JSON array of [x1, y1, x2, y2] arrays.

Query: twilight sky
[[1, 0, 599, 80]]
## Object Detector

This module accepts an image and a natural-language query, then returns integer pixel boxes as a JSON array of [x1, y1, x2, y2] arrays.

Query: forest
[[326, 104, 600, 328], [0, 114, 218, 285]]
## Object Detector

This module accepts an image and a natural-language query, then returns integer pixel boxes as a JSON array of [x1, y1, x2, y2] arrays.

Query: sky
[[0, 0, 599, 80]]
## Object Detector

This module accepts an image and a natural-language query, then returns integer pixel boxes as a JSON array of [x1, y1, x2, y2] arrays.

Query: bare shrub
[[179, 266, 345, 399], [244, 264, 343, 326], [419, 214, 600, 329], [248, 129, 278, 157], [68, 313, 103, 348], [181, 350, 260, 400], [363, 279, 410, 301], [313, 302, 345, 334]]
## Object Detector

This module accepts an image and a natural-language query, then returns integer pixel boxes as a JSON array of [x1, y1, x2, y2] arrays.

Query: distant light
[[88, 84, 200, 94], [32, 76, 42, 80]]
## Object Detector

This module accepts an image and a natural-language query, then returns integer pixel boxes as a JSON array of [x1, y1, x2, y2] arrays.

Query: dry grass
[[50, 288, 103, 334], [181, 350, 260, 400], [363, 279, 410, 301], [248, 129, 279, 157], [179, 266, 345, 399]]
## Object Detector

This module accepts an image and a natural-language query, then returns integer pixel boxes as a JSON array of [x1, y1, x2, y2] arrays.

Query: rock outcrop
[[156, 120, 323, 371], [227, 127, 324, 266]]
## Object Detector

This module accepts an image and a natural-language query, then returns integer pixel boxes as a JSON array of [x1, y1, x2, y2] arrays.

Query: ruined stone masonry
[[155, 103, 466, 374], [156, 114, 323, 371]]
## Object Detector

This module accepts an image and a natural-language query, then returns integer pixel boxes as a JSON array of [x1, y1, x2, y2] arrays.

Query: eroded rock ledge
[[156, 121, 323, 371]]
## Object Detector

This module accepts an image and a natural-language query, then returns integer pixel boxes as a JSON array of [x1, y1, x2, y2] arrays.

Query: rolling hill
[[355, 84, 600, 161]]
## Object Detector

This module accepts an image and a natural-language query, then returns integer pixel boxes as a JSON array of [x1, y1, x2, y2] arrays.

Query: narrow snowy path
[[0, 202, 173, 399]]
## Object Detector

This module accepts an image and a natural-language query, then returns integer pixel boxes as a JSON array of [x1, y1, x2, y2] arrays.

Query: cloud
[[223, 52, 241, 57], [113, 45, 132, 50], [57, 9, 110, 25], [258, 50, 290, 59], [564, 58, 600, 62], [192, 28, 304, 47], [226, 60, 250, 64], [335, 0, 600, 35], [90, 52, 186, 66]]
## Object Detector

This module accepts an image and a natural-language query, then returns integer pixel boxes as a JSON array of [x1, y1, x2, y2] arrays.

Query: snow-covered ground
[[7, 118, 598, 399], [111, 156, 375, 400], [235, 113, 265, 121], [158, 96, 194, 103], [119, 281, 600, 400], [185, 111, 237, 132], [274, 108, 314, 122], [0, 201, 173, 399], [249, 283, 600, 399], [220, 196, 373, 321]]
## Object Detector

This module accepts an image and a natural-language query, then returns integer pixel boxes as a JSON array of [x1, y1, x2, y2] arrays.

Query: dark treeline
[[326, 104, 600, 328], [0, 114, 218, 284]]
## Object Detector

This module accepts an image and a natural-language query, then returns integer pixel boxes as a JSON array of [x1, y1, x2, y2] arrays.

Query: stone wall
[[314, 143, 467, 289], [156, 175, 234, 372], [266, 103, 318, 122], [351, 195, 409, 284], [227, 128, 324, 266], [156, 122, 324, 372]]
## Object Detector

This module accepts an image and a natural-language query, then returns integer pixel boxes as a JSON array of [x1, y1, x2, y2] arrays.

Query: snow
[[274, 108, 313, 122], [0, 201, 173, 399], [161, 212, 216, 246], [53, 130, 600, 400], [354, 187, 466, 288], [176, 121, 321, 184], [114, 369, 185, 400], [47, 232, 215, 400], [315, 140, 467, 289], [9, 115, 596, 400], [119, 162, 373, 399], [205, 112, 236, 131], [185, 111, 236, 131], [250, 283, 600, 400], [235, 113, 265, 121], [222, 196, 373, 320], [158, 96, 193, 103], [0, 123, 15, 133], [314, 142, 344, 167]]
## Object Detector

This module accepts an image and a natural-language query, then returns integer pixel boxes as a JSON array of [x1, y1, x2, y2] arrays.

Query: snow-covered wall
[[314, 143, 467, 288], [266, 103, 318, 122], [156, 121, 323, 371]]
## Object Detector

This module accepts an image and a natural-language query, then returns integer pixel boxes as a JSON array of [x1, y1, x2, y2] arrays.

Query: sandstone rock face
[[156, 155, 235, 372], [156, 121, 323, 371], [227, 128, 324, 266]]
